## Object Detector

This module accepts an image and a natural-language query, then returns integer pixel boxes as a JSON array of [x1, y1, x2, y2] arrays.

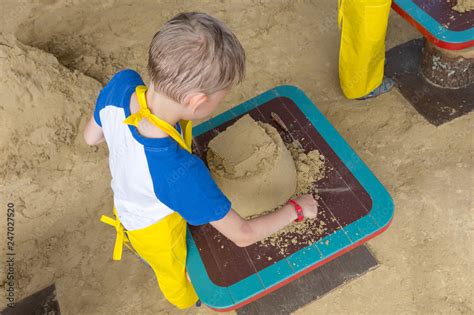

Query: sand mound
[[0, 33, 108, 303], [207, 115, 297, 218]]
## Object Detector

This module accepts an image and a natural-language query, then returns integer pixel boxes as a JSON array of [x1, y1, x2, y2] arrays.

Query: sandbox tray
[[186, 85, 394, 311], [392, 0, 473, 50]]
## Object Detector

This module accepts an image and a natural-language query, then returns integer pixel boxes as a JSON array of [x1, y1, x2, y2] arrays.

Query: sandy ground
[[0, 1, 472, 314]]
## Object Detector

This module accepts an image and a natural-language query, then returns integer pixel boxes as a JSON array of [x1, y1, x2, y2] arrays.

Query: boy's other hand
[[84, 116, 105, 146], [292, 194, 318, 219]]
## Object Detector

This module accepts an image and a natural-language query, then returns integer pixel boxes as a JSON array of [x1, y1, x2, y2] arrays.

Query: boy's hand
[[210, 194, 319, 248], [291, 194, 318, 219]]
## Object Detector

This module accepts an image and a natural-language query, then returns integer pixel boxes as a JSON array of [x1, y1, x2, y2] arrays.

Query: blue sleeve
[[93, 69, 144, 127], [146, 151, 232, 226]]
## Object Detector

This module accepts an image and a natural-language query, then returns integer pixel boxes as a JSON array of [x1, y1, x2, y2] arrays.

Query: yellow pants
[[101, 208, 198, 309], [338, 0, 392, 99]]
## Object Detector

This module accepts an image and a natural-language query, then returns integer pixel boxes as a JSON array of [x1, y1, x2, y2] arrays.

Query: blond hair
[[147, 12, 246, 103]]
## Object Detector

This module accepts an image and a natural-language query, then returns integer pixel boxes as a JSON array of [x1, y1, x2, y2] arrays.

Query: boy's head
[[147, 12, 246, 119]]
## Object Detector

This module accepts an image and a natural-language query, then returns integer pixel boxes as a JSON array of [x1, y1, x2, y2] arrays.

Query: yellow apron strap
[[179, 119, 193, 149], [100, 215, 125, 261], [100, 213, 141, 261], [123, 85, 193, 153]]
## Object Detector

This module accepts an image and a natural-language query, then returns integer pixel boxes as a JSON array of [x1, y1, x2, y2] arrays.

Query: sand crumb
[[261, 217, 328, 256], [451, 0, 474, 12], [288, 141, 326, 196]]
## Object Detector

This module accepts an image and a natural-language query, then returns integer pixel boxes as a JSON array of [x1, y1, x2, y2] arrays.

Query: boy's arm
[[83, 116, 105, 145], [210, 194, 318, 247]]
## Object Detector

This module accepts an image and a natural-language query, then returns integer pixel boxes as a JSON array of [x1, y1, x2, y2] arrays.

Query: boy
[[83, 12, 318, 309]]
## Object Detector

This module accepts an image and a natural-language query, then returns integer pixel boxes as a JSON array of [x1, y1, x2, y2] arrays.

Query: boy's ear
[[186, 92, 208, 113]]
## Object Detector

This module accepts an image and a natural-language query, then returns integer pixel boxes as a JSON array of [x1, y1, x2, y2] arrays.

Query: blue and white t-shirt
[[94, 69, 231, 230]]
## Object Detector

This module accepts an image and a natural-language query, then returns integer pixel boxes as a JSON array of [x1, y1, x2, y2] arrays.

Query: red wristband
[[288, 199, 304, 222]]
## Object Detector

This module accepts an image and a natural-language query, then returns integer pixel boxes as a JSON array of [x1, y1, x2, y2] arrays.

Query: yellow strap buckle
[[122, 106, 152, 127]]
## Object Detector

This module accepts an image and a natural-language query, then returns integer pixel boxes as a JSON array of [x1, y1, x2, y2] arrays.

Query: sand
[[0, 1, 472, 314], [452, 0, 474, 12], [207, 115, 297, 218], [288, 141, 326, 196], [0, 32, 108, 311]]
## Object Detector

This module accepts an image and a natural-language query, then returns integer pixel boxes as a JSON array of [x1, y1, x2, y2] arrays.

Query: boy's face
[[188, 89, 228, 120]]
